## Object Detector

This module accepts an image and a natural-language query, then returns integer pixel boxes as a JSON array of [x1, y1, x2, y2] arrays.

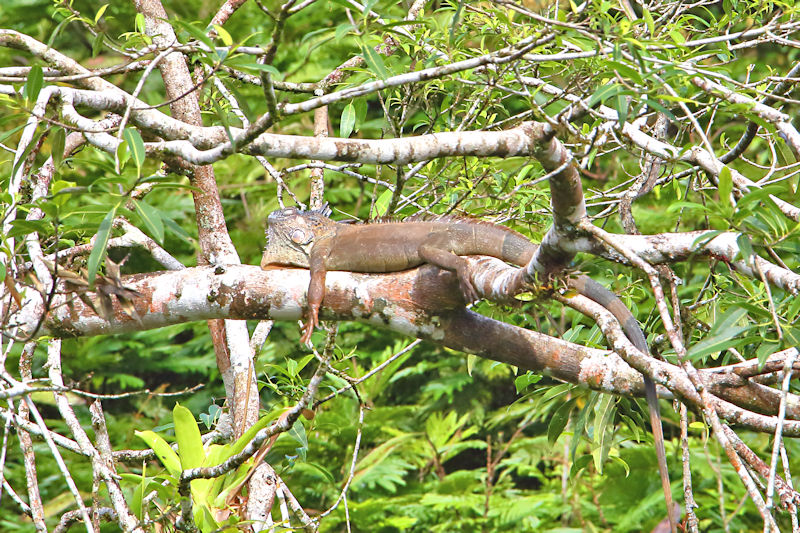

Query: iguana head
[[261, 206, 336, 268]]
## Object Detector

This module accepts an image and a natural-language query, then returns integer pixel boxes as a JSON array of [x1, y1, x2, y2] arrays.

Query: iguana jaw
[[261, 207, 332, 268]]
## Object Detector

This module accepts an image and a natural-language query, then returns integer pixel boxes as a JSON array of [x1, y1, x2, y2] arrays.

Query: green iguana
[[261, 206, 677, 532]]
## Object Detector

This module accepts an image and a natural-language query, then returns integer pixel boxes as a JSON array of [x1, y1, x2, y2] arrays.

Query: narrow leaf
[[238, 62, 282, 77], [92, 32, 105, 57], [23, 65, 43, 103], [340, 103, 356, 138], [86, 205, 118, 286], [94, 4, 109, 24], [123, 128, 146, 178], [135, 13, 146, 34], [592, 394, 616, 474], [174, 20, 215, 50], [466, 353, 476, 376], [615, 93, 628, 125], [548, 398, 575, 445], [226, 415, 273, 460], [687, 326, 750, 359], [586, 83, 621, 108], [361, 44, 388, 80], [643, 8, 655, 36], [718, 165, 733, 205], [133, 199, 164, 243], [51, 127, 66, 169]]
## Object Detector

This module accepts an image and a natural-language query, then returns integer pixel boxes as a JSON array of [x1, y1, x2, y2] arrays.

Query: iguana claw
[[457, 268, 479, 303], [300, 306, 319, 346]]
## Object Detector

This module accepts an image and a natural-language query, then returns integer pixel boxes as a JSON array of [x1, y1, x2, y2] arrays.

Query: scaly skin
[[261, 206, 675, 530]]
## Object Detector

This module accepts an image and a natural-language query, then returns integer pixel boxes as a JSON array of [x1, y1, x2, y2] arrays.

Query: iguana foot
[[300, 306, 320, 346], [300, 322, 314, 346], [457, 268, 479, 303]]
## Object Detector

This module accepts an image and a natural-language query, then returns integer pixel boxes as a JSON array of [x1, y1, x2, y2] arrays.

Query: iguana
[[261, 206, 677, 532]]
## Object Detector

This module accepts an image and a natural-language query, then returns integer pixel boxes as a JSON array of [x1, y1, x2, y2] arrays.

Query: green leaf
[[658, 94, 697, 104], [12, 130, 44, 179], [0, 261, 5, 283], [641, 97, 677, 121], [643, 8, 655, 36], [123, 128, 146, 178], [174, 20, 215, 51], [666, 201, 708, 214], [548, 398, 574, 445], [51, 127, 66, 169], [570, 453, 593, 478], [669, 29, 686, 44], [606, 61, 642, 85], [135, 430, 181, 477], [735, 233, 753, 264], [361, 0, 379, 15], [687, 307, 750, 359], [92, 32, 105, 57], [466, 353, 476, 376], [86, 205, 118, 286], [718, 165, 732, 205], [712, 307, 750, 336], [133, 199, 164, 243], [23, 65, 43, 103], [340, 103, 356, 138], [335, 23, 357, 41], [374, 188, 393, 217], [586, 83, 622, 108], [213, 25, 233, 46], [94, 3, 109, 24], [592, 394, 616, 474], [238, 62, 282, 77], [135, 13, 146, 34], [361, 44, 388, 80], [787, 294, 800, 322], [614, 93, 628, 125], [288, 421, 308, 460], [162, 215, 194, 243], [7, 219, 50, 239], [514, 372, 541, 393], [173, 404, 204, 470], [226, 415, 273, 461]]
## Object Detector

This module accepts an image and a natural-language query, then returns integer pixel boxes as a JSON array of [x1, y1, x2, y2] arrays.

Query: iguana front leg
[[301, 252, 328, 345]]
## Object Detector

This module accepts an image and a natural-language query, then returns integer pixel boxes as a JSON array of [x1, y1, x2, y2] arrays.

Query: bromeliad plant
[[128, 405, 276, 531]]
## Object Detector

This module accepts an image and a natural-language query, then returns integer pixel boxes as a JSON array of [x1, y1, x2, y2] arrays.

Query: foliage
[[0, 0, 799, 532]]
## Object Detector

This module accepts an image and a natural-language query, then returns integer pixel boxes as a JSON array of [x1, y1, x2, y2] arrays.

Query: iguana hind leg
[[418, 244, 479, 302]]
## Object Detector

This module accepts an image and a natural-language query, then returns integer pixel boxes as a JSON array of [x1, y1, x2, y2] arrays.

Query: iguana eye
[[290, 229, 309, 244]]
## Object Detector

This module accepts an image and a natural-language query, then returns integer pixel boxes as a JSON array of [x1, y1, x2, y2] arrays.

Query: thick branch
[[11, 263, 799, 428]]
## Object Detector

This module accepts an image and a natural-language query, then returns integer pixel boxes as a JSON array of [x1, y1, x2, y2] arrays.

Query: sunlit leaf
[[374, 188, 393, 217], [173, 404, 204, 470], [135, 430, 181, 477], [94, 3, 109, 24]]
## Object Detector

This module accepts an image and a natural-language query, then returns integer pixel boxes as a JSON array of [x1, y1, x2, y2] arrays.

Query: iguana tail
[[570, 276, 677, 533]]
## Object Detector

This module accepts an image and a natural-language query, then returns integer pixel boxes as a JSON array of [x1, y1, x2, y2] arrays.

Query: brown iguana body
[[261, 206, 676, 531]]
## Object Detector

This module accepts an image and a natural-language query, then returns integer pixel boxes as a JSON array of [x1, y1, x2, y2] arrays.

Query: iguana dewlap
[[260, 205, 676, 531]]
